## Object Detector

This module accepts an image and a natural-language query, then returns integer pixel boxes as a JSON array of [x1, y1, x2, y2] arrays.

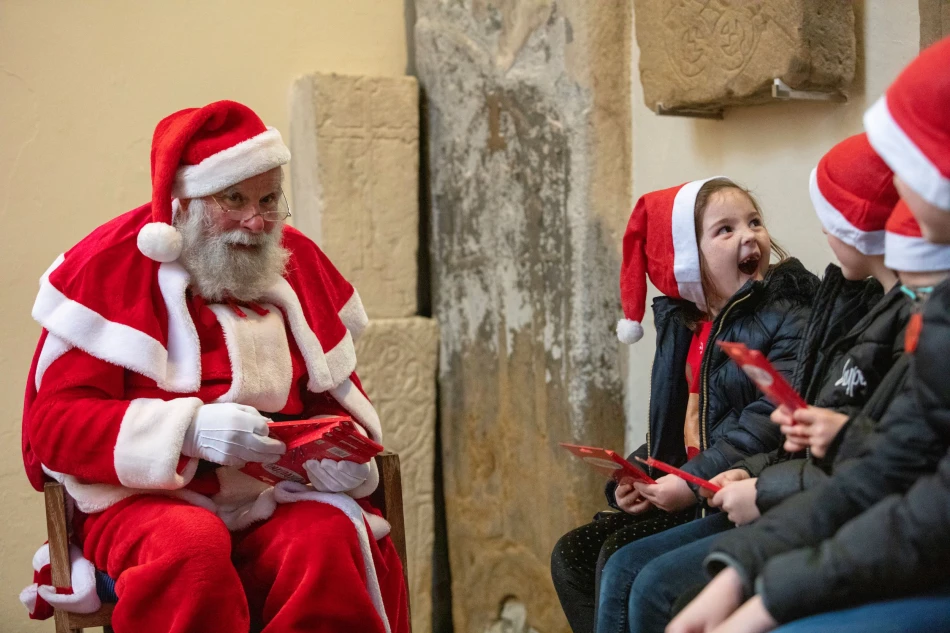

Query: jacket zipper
[[699, 292, 754, 452]]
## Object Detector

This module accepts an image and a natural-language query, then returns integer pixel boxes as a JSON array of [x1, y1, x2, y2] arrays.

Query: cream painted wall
[[0, 1, 407, 629], [624, 1, 921, 451]]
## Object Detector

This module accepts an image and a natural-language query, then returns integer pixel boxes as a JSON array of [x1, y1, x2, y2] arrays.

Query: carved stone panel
[[635, 0, 856, 112], [290, 73, 420, 318], [920, 0, 950, 50], [416, 1, 631, 631], [354, 317, 439, 633]]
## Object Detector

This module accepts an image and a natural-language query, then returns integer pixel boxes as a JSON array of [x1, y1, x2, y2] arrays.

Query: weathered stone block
[[416, 1, 631, 631], [354, 317, 439, 633], [290, 73, 419, 318], [920, 0, 950, 50], [635, 0, 856, 112]]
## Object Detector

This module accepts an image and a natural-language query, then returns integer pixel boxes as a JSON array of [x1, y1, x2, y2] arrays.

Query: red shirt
[[684, 321, 713, 459]]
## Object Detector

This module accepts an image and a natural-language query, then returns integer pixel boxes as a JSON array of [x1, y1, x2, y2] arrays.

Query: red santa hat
[[884, 199, 950, 271], [138, 100, 291, 262], [864, 36, 950, 211], [618, 178, 721, 344], [809, 133, 899, 255]]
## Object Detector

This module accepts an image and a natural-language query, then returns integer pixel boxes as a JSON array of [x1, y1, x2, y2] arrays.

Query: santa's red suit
[[19, 101, 410, 633]]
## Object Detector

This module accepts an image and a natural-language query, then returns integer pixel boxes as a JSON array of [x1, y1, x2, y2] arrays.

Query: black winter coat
[[609, 259, 818, 505], [735, 265, 883, 484], [705, 279, 950, 624], [753, 277, 911, 511]]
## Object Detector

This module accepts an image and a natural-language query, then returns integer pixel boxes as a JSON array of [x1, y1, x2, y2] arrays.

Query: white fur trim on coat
[[35, 333, 73, 390], [208, 303, 293, 412], [273, 482, 391, 633], [338, 289, 369, 341], [114, 397, 204, 489], [172, 128, 291, 199], [329, 379, 383, 442]]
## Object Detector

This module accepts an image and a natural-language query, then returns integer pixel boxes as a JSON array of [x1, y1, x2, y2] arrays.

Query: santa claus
[[18, 100, 409, 633]]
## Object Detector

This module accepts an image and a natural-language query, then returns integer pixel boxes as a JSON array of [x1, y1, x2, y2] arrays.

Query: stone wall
[[415, 2, 632, 631], [635, 0, 856, 112]]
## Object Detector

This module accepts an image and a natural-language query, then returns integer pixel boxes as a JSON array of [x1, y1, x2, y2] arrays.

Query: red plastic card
[[559, 443, 657, 486], [717, 341, 807, 412], [634, 456, 722, 493], [240, 417, 383, 486]]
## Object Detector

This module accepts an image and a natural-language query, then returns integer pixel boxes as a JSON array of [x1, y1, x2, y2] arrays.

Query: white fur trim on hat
[[171, 127, 291, 199], [672, 177, 721, 311], [865, 96, 950, 211], [885, 232, 950, 272], [617, 319, 644, 344], [137, 222, 183, 262], [809, 168, 886, 255]]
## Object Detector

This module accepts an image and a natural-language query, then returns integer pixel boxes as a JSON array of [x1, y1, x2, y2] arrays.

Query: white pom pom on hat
[[137, 222, 183, 262], [138, 100, 291, 262], [616, 319, 644, 344]]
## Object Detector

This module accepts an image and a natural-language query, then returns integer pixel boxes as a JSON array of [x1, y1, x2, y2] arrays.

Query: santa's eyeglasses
[[206, 189, 292, 223]]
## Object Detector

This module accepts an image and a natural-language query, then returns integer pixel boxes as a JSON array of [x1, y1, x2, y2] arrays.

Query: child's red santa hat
[[885, 199, 950, 271], [138, 100, 291, 262], [864, 36, 950, 212], [618, 178, 721, 344], [809, 133, 899, 255]]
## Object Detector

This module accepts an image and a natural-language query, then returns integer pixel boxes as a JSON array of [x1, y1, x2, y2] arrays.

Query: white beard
[[173, 199, 290, 302]]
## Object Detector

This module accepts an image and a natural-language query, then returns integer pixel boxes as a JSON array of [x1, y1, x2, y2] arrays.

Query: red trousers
[[81, 495, 410, 633]]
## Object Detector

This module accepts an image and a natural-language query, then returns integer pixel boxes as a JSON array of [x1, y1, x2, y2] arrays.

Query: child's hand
[[790, 407, 849, 459], [710, 477, 760, 525], [772, 405, 809, 453], [708, 595, 778, 633], [700, 468, 750, 499], [666, 567, 745, 633], [634, 475, 697, 513], [615, 483, 652, 515]]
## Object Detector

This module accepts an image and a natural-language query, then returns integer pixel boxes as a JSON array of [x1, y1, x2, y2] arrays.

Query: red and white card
[[717, 341, 807, 412], [559, 443, 657, 486], [240, 416, 383, 485]]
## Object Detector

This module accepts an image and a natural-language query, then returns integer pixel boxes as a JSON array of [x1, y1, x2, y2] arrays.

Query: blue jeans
[[773, 595, 950, 633], [596, 512, 733, 633]]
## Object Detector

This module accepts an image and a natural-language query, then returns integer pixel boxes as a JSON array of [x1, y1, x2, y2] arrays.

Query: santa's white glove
[[20, 543, 101, 618], [304, 458, 371, 493], [181, 403, 286, 467]]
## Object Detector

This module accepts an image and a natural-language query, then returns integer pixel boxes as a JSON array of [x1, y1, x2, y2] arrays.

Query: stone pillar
[[415, 2, 632, 631], [920, 0, 950, 50], [290, 73, 420, 318], [634, 0, 856, 112], [355, 318, 439, 633], [291, 74, 438, 633]]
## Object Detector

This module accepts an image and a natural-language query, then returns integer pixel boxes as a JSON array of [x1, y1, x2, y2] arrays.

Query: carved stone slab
[[355, 317, 439, 633], [635, 0, 856, 112], [920, 0, 950, 50], [416, 1, 631, 630], [290, 73, 420, 318]]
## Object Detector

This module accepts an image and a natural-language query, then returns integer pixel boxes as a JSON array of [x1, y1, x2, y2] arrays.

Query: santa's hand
[[305, 458, 371, 493], [182, 403, 286, 467]]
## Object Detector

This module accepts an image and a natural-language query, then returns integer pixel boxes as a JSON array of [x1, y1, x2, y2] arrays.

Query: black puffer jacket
[[705, 279, 950, 624], [608, 259, 818, 505], [735, 265, 883, 482], [752, 279, 911, 511]]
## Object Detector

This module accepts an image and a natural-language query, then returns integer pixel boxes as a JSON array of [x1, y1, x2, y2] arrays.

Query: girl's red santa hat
[[809, 133, 899, 255], [138, 100, 291, 262], [618, 178, 721, 344], [885, 199, 950, 271], [864, 36, 950, 212]]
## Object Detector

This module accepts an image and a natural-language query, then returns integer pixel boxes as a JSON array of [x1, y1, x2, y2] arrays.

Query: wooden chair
[[45, 451, 409, 633]]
